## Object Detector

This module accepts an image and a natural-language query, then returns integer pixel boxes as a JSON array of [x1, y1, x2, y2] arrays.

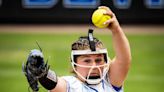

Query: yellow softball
[[92, 8, 111, 28]]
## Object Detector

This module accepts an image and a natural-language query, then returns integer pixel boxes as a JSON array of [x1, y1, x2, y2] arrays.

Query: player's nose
[[91, 61, 97, 66]]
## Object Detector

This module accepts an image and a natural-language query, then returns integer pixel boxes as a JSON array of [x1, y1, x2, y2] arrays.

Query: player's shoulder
[[61, 76, 81, 85], [61, 76, 83, 90], [61, 75, 76, 81], [61, 75, 74, 79]]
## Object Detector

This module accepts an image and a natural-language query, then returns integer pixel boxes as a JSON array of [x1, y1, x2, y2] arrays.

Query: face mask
[[71, 49, 110, 84]]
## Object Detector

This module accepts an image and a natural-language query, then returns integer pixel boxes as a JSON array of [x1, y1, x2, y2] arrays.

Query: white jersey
[[62, 76, 123, 92]]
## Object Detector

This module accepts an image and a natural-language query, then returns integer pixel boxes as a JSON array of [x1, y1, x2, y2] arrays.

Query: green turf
[[0, 32, 164, 92]]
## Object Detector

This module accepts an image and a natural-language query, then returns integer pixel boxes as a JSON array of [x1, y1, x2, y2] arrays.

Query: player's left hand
[[22, 49, 49, 91]]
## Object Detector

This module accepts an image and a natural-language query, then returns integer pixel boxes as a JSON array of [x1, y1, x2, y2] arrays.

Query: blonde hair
[[72, 36, 104, 50]]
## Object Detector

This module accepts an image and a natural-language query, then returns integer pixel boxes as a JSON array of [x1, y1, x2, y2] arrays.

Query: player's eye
[[95, 58, 103, 64], [83, 59, 91, 63]]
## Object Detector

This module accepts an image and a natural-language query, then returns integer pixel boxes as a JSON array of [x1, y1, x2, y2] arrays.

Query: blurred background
[[0, 0, 164, 92]]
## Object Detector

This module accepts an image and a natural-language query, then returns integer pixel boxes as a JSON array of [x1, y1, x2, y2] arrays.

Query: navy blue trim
[[89, 87, 98, 92], [112, 85, 122, 91], [66, 81, 70, 92], [102, 80, 105, 89]]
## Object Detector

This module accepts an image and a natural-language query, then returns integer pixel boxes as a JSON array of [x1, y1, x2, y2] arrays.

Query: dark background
[[0, 0, 164, 24]]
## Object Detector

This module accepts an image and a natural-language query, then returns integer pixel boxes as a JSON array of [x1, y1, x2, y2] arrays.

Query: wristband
[[39, 70, 58, 90]]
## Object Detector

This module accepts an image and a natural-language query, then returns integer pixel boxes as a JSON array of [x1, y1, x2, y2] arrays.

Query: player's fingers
[[104, 11, 114, 18], [104, 13, 115, 23], [104, 12, 113, 17], [104, 17, 115, 25]]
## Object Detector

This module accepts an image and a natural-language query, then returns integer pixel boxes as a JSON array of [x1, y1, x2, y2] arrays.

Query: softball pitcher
[[23, 6, 131, 92]]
